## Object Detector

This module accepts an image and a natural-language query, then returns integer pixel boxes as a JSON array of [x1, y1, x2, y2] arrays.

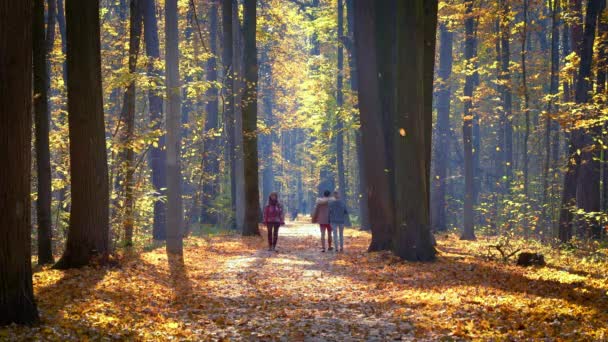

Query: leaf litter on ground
[[2, 222, 608, 341]]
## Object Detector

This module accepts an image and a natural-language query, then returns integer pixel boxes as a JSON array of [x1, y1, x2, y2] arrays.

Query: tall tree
[[165, 0, 184, 254], [520, 0, 531, 234], [54, 0, 110, 269], [222, 0, 237, 228], [144, 0, 167, 240], [260, 49, 274, 205], [335, 0, 347, 196], [500, 0, 514, 190], [241, 0, 261, 235], [432, 22, 453, 233], [574, 0, 601, 238], [202, 2, 220, 224], [121, 0, 144, 246], [33, 0, 55, 264], [542, 0, 560, 228], [345, 0, 369, 230], [0, 0, 39, 325], [461, 0, 476, 240], [353, 0, 395, 251], [392, 0, 437, 261]]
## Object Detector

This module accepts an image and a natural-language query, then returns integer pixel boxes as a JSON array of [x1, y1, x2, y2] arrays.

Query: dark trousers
[[267, 223, 280, 247]]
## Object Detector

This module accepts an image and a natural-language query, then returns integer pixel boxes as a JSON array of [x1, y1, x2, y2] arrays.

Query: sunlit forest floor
[[3, 222, 608, 341]]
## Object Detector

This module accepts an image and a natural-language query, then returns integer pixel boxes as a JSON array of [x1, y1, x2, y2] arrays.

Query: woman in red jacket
[[263, 192, 285, 251]]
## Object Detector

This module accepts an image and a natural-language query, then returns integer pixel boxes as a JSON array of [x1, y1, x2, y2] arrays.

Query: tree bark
[[120, 0, 144, 246], [353, 0, 395, 251], [521, 0, 531, 236], [54, 0, 110, 269], [202, 2, 220, 224], [33, 0, 55, 264], [345, 0, 369, 230], [241, 0, 261, 235], [432, 23, 453, 233], [222, 0, 237, 228], [336, 0, 346, 197], [392, 0, 437, 261], [573, 0, 601, 238], [165, 0, 184, 254], [144, 0, 167, 240], [0, 0, 39, 325], [500, 0, 513, 190], [461, 0, 476, 240], [542, 0, 560, 230]]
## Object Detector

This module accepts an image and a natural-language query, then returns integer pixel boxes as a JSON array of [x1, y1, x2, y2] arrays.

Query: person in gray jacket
[[329, 191, 350, 252]]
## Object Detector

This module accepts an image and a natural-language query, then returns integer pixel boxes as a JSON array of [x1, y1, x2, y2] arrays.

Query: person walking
[[329, 191, 350, 252], [312, 190, 333, 252], [263, 192, 285, 251]]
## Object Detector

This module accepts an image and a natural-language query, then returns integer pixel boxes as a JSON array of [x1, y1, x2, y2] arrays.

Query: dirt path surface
[[4, 221, 608, 340]]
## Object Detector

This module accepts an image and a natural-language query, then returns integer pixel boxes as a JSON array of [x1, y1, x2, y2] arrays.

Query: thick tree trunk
[[573, 0, 601, 238], [241, 0, 261, 236], [33, 0, 55, 264], [165, 0, 184, 254], [54, 0, 110, 269], [0, 0, 39, 325], [432, 23, 453, 233], [353, 0, 394, 251], [461, 0, 476, 241], [120, 0, 144, 246], [222, 0, 237, 228], [144, 0, 167, 240], [392, 0, 437, 261], [375, 0, 397, 211]]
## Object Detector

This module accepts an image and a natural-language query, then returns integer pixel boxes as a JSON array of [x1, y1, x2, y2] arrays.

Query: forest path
[[7, 222, 608, 340], [208, 221, 410, 341]]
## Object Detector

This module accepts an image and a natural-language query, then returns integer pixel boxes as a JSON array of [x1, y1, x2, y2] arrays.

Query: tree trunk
[[241, 0, 261, 236], [521, 0, 531, 236], [144, 0, 167, 240], [165, 0, 184, 254], [461, 0, 476, 241], [222, 0, 237, 228], [598, 0, 608, 216], [542, 0, 560, 230], [336, 0, 347, 196], [392, 0, 437, 261], [120, 0, 144, 246], [54, 0, 110, 269], [432, 23, 453, 233], [345, 0, 369, 230], [202, 2, 220, 224], [260, 49, 274, 205], [33, 0, 55, 264], [0, 0, 39, 325], [353, 0, 395, 251], [573, 0, 601, 238], [233, 0, 246, 232], [500, 0, 513, 190]]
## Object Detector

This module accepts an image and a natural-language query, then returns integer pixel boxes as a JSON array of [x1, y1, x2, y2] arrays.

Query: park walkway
[[3, 221, 607, 340]]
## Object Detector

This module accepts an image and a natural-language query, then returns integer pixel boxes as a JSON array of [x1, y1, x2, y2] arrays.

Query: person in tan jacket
[[312, 190, 333, 252]]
